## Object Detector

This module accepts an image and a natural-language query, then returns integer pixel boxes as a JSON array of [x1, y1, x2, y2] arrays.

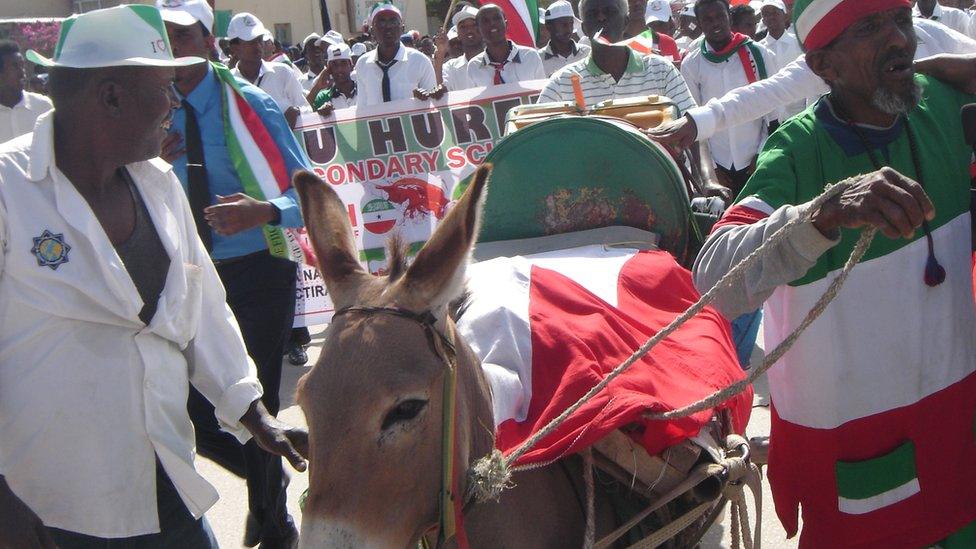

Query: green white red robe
[[695, 74, 976, 547]]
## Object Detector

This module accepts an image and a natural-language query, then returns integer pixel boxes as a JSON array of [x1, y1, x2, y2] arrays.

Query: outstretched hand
[[240, 400, 309, 472], [203, 193, 277, 236], [645, 114, 700, 152]]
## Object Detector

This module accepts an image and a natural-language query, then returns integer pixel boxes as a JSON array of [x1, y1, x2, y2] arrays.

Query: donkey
[[293, 166, 619, 547]]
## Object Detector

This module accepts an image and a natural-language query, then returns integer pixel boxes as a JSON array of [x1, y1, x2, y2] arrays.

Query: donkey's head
[[295, 167, 496, 548]]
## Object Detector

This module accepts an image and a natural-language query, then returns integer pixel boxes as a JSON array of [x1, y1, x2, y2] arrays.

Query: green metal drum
[[476, 116, 695, 262]]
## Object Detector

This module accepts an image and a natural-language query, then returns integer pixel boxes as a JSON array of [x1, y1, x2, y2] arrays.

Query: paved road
[[198, 326, 799, 548]]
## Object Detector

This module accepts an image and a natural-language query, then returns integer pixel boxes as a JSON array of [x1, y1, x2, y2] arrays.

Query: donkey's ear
[[392, 164, 491, 312], [294, 170, 369, 308]]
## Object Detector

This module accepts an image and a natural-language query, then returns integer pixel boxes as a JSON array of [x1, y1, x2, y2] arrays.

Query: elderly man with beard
[[0, 5, 308, 548], [693, 1, 976, 546]]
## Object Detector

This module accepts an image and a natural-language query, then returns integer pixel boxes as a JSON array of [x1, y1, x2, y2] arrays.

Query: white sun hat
[[350, 42, 368, 56], [645, 0, 673, 24], [316, 29, 345, 46], [759, 0, 787, 12], [451, 5, 479, 27], [544, 1, 580, 23], [26, 5, 204, 68], [227, 12, 270, 42], [369, 3, 402, 26], [327, 43, 353, 62], [156, 0, 214, 34]]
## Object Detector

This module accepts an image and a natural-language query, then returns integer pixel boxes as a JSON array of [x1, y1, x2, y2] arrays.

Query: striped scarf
[[212, 62, 309, 263], [700, 33, 768, 83]]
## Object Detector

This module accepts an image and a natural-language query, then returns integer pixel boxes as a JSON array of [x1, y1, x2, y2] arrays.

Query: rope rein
[[469, 176, 874, 499]]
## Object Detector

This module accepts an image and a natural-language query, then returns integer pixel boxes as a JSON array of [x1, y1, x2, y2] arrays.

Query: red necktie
[[489, 61, 507, 84]]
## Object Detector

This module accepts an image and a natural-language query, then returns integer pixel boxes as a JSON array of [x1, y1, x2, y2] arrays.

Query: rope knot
[[467, 449, 512, 503]]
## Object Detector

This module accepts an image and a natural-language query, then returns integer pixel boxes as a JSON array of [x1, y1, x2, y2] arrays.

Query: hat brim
[[159, 9, 200, 28], [228, 27, 268, 42], [26, 49, 206, 68]]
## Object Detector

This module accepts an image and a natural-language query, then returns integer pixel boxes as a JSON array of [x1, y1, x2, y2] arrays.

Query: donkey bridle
[[331, 306, 465, 548]]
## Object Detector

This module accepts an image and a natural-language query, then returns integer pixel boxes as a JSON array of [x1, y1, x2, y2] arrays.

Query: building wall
[[1, 0, 72, 18], [1, 0, 430, 43]]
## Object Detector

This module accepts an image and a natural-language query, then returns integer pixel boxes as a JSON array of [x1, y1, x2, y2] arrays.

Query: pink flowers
[[7, 21, 62, 58]]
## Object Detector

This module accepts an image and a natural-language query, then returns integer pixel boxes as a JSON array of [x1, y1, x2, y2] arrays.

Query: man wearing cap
[[434, 5, 484, 91], [694, 1, 976, 546], [539, 1, 591, 77], [675, 4, 703, 49], [758, 0, 804, 118], [540, 0, 696, 110], [355, 3, 439, 106], [0, 40, 52, 143], [467, 4, 546, 87], [643, 0, 683, 65], [680, 0, 778, 196], [228, 13, 310, 128], [310, 43, 358, 115], [0, 5, 308, 548], [158, 0, 311, 545], [299, 33, 326, 92], [915, 0, 972, 36]]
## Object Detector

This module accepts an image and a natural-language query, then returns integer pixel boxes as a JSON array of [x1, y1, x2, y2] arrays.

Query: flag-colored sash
[[700, 32, 767, 83], [211, 62, 308, 263]]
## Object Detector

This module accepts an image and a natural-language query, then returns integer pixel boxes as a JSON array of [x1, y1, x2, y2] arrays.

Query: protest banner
[[292, 81, 545, 327]]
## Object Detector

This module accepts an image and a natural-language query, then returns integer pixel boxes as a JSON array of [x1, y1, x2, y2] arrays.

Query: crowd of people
[[0, 0, 976, 546]]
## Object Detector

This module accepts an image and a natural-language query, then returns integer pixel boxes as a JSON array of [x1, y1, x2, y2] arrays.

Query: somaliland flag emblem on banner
[[482, 0, 539, 47]]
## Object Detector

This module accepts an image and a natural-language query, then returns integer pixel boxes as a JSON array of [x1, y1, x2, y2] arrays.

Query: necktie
[[182, 100, 213, 252], [378, 58, 397, 102], [489, 61, 507, 85]]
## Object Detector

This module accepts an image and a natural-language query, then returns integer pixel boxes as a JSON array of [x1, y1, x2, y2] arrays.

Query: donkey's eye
[[381, 399, 428, 430]]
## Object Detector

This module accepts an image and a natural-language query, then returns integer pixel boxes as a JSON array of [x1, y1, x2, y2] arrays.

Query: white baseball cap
[[679, 4, 696, 17], [544, 0, 579, 23], [350, 42, 368, 56], [227, 12, 269, 42], [302, 33, 321, 48], [369, 3, 402, 26], [327, 43, 352, 62], [156, 0, 214, 34], [644, 0, 673, 24], [759, 0, 787, 13], [451, 5, 479, 27], [26, 5, 205, 68], [316, 29, 345, 46]]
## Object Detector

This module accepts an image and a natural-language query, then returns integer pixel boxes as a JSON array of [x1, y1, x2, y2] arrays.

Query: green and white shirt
[[538, 49, 696, 115]]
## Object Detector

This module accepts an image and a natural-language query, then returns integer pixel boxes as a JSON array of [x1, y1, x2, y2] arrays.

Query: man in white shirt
[[915, 0, 972, 35], [467, 4, 547, 87], [434, 6, 484, 91], [648, 18, 976, 149], [0, 6, 307, 547], [310, 43, 359, 114], [299, 33, 325, 92], [0, 41, 51, 144], [228, 13, 310, 127], [680, 0, 778, 196], [758, 0, 805, 118], [354, 3, 439, 107], [539, 1, 591, 76]]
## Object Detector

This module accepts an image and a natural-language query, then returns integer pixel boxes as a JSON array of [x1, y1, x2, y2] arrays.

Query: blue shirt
[[170, 65, 309, 260]]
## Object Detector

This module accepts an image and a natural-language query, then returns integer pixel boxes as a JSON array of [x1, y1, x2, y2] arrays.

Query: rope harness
[[334, 177, 873, 548], [330, 306, 463, 548]]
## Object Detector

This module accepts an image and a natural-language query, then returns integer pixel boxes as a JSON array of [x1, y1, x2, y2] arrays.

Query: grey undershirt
[[115, 169, 171, 325]]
